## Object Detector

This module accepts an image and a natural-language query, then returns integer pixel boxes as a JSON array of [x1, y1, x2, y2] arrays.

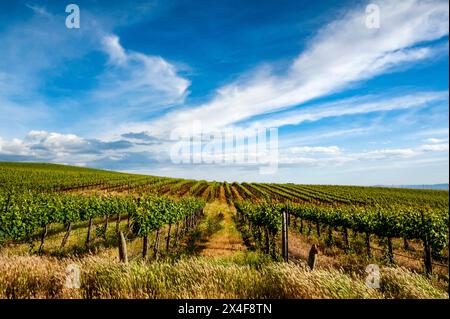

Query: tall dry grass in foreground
[[0, 254, 447, 299]]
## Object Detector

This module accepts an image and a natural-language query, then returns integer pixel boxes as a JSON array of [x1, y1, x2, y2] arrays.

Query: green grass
[[0, 162, 448, 299]]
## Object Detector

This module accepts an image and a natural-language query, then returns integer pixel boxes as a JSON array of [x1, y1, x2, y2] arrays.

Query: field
[[0, 162, 448, 299]]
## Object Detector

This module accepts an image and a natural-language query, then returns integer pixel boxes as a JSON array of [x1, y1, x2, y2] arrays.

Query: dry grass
[[380, 267, 448, 299], [0, 255, 71, 298], [0, 253, 447, 299], [285, 228, 449, 280]]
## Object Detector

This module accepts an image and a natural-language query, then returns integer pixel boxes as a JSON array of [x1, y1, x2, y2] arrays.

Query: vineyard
[[0, 162, 448, 299]]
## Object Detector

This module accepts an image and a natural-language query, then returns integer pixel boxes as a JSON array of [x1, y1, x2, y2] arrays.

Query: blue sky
[[0, 0, 448, 185]]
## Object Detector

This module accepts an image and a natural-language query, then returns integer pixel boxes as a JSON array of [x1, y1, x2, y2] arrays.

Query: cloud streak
[[131, 0, 449, 136], [248, 91, 449, 129], [278, 143, 448, 167], [97, 35, 190, 110]]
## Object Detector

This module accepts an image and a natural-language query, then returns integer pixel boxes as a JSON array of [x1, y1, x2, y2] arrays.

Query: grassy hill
[[0, 161, 448, 299]]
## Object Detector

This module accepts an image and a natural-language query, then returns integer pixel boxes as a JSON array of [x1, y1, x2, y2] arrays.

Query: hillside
[[377, 184, 449, 190], [0, 161, 448, 299]]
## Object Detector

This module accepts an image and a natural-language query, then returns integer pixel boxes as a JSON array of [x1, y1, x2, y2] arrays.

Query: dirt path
[[200, 201, 246, 257], [218, 185, 226, 203]]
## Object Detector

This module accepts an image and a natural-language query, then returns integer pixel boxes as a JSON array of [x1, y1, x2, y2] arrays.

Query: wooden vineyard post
[[403, 237, 409, 250], [308, 244, 318, 270], [38, 225, 48, 254], [342, 227, 349, 250], [423, 235, 432, 275], [127, 214, 131, 232], [365, 232, 371, 257], [264, 227, 270, 255], [166, 223, 172, 251], [61, 222, 72, 248], [116, 213, 121, 233], [86, 217, 93, 245], [386, 237, 394, 264], [420, 211, 432, 275], [326, 226, 333, 246], [154, 228, 161, 259], [282, 210, 288, 262], [142, 235, 148, 259], [173, 221, 180, 247], [104, 216, 109, 237], [118, 231, 128, 264]]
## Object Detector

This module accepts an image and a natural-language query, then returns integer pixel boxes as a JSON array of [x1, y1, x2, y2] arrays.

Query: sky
[[0, 0, 448, 185]]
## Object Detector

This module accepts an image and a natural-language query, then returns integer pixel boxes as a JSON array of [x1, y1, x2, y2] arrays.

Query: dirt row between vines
[[199, 201, 247, 258]]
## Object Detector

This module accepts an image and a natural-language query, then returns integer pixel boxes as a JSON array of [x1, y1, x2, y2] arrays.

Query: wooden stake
[[308, 244, 318, 270], [104, 216, 109, 238], [142, 235, 148, 259], [423, 236, 432, 275], [166, 223, 172, 251], [386, 237, 394, 264], [282, 211, 288, 262], [154, 228, 161, 258], [403, 237, 409, 250], [38, 224, 48, 254], [86, 217, 93, 245], [264, 227, 270, 255], [342, 227, 349, 249], [365, 232, 371, 257], [116, 213, 121, 233], [174, 221, 180, 247], [118, 231, 128, 264], [61, 222, 72, 248]]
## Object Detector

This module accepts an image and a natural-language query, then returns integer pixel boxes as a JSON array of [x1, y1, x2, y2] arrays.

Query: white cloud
[[289, 146, 341, 154], [25, 3, 50, 17], [419, 143, 449, 152], [425, 137, 448, 143], [277, 142, 448, 167], [416, 128, 449, 137], [95, 34, 191, 112], [130, 0, 449, 136], [359, 148, 417, 160], [102, 35, 127, 66], [25, 130, 88, 151], [249, 91, 448, 129], [0, 131, 141, 164]]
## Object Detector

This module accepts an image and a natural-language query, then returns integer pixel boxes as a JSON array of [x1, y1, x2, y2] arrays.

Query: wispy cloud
[[94, 34, 191, 113], [425, 137, 449, 144], [278, 143, 448, 167], [419, 143, 449, 152], [102, 35, 127, 66], [416, 128, 450, 137], [0, 7, 191, 137], [289, 146, 341, 154], [248, 91, 448, 129], [25, 3, 50, 17], [130, 0, 449, 136]]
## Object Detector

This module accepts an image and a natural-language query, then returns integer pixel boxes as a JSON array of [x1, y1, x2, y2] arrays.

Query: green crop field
[[0, 162, 448, 299]]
